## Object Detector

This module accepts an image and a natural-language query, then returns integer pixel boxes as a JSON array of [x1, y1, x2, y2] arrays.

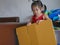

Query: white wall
[[0, 0, 19, 17], [41, 0, 60, 10], [0, 0, 33, 23], [0, 0, 60, 23]]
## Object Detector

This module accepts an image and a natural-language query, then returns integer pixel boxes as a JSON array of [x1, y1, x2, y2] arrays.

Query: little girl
[[27, 1, 50, 25]]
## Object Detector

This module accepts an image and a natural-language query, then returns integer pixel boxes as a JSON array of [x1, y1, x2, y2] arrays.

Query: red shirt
[[32, 14, 44, 23]]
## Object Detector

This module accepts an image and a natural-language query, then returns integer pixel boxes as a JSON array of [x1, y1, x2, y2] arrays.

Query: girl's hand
[[27, 22, 31, 26], [36, 20, 44, 24]]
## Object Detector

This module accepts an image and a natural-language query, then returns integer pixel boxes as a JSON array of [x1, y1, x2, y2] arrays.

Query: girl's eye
[[36, 8, 38, 11], [33, 10, 35, 12]]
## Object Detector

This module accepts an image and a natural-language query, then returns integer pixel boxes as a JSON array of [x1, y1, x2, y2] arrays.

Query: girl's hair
[[43, 4, 47, 13], [31, 1, 47, 13]]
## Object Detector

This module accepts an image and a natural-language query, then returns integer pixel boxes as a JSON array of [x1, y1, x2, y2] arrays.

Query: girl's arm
[[43, 14, 50, 20]]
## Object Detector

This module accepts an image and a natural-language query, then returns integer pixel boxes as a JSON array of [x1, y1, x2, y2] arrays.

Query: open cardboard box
[[16, 19, 57, 45]]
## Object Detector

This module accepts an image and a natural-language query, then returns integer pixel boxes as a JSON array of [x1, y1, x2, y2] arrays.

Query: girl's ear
[[41, 7, 44, 13]]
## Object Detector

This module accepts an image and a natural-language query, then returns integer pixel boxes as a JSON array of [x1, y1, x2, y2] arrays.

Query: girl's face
[[32, 6, 42, 16]]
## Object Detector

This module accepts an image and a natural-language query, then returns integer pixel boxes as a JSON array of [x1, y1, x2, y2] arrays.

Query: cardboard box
[[16, 19, 57, 45]]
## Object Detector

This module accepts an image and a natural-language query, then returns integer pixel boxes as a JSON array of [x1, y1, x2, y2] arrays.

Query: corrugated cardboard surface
[[16, 19, 57, 45]]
